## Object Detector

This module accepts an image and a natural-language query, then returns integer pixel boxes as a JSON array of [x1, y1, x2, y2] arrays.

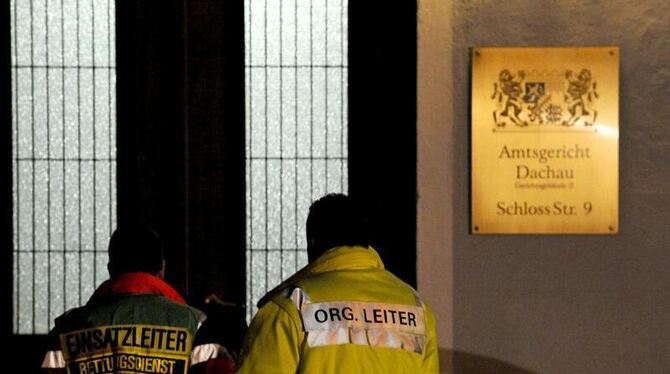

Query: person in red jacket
[[40, 225, 236, 374]]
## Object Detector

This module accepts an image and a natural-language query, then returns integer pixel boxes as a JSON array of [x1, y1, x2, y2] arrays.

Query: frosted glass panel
[[11, 0, 117, 334], [245, 0, 348, 320]]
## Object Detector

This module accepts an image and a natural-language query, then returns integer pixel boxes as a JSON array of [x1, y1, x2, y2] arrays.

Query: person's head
[[107, 225, 165, 278], [306, 193, 369, 262]]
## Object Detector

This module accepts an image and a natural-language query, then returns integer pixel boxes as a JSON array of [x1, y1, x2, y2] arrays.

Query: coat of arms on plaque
[[491, 68, 599, 130]]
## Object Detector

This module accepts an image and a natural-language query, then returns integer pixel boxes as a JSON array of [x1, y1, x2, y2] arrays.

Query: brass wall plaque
[[472, 47, 619, 234]]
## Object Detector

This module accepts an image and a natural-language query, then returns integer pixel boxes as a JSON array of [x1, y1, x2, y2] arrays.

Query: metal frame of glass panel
[[245, 0, 348, 320], [10, 0, 116, 334]]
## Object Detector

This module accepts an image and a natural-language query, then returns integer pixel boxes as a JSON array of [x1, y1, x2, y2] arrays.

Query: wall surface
[[417, 1, 670, 373], [417, 0, 454, 371]]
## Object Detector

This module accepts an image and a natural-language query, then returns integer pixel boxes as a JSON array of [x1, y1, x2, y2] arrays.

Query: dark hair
[[306, 193, 369, 260], [107, 225, 164, 277]]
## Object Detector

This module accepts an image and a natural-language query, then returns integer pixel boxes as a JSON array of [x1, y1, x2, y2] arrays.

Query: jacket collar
[[257, 246, 383, 307], [301, 245, 385, 275], [87, 272, 186, 306]]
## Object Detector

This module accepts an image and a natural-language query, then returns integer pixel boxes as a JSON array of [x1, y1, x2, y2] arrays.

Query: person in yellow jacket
[[237, 193, 439, 373]]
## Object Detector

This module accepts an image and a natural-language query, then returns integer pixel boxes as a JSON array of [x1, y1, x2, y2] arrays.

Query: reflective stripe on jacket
[[237, 246, 440, 374]]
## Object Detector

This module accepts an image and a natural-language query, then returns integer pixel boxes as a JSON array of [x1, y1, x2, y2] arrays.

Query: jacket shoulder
[[80, 294, 205, 332], [53, 306, 91, 331]]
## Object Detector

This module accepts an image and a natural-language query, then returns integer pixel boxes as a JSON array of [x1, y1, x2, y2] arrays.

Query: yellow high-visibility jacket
[[237, 246, 439, 373]]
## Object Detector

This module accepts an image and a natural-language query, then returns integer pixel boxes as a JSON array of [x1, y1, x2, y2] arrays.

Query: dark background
[[2, 0, 418, 369]]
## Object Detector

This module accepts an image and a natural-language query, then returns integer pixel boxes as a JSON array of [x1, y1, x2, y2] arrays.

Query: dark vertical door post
[[116, 0, 190, 295], [116, 0, 245, 307], [184, 0, 246, 307], [349, 2, 418, 286], [1, 0, 13, 341]]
